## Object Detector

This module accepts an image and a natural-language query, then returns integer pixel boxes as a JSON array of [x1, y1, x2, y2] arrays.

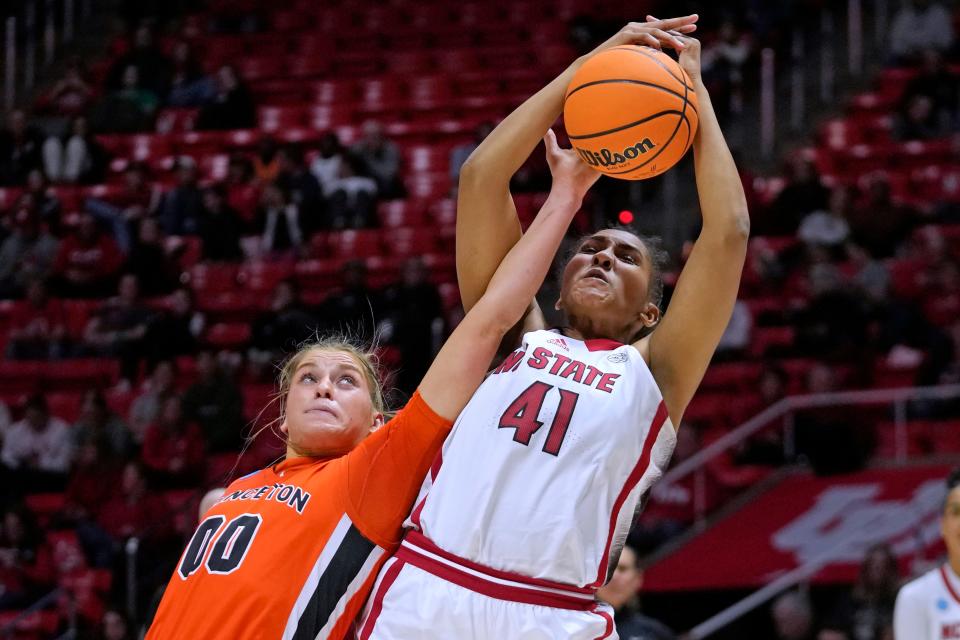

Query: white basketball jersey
[[894, 564, 960, 640], [405, 329, 677, 588]]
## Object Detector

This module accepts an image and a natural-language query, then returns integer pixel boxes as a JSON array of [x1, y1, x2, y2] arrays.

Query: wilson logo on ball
[[574, 138, 656, 168]]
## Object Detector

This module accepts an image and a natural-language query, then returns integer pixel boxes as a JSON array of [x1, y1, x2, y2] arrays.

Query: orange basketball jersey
[[146, 391, 451, 640]]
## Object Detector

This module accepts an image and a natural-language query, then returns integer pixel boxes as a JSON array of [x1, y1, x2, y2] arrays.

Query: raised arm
[[456, 17, 699, 315], [423, 131, 600, 421], [642, 32, 751, 424]]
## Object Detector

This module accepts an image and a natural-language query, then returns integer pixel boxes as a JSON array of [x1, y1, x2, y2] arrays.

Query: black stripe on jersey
[[291, 524, 375, 640]]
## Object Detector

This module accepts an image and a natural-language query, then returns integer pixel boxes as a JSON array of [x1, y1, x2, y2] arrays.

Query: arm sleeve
[[893, 582, 926, 640], [344, 391, 453, 548]]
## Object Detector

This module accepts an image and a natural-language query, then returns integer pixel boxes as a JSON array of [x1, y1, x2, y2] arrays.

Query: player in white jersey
[[359, 15, 750, 640], [894, 469, 960, 640]]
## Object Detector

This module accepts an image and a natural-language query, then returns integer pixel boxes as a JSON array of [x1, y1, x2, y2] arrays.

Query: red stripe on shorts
[[396, 543, 596, 611], [358, 558, 405, 640], [404, 529, 596, 595]]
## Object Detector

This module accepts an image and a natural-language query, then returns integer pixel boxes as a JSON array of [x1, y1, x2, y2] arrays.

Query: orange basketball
[[563, 45, 699, 180]]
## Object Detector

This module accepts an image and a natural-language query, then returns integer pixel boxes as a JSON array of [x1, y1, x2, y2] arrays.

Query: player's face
[[597, 546, 642, 606], [559, 230, 657, 336], [281, 349, 382, 458], [942, 485, 960, 563]]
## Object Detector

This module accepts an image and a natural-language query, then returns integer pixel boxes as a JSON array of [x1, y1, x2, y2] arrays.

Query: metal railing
[[663, 383, 960, 527], [659, 383, 960, 638], [2, 0, 93, 110]]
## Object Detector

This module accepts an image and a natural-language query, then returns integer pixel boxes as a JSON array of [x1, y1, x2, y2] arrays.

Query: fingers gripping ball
[[564, 45, 699, 180]]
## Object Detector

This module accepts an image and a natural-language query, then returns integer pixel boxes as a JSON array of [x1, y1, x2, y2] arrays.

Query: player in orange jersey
[[145, 131, 602, 640]]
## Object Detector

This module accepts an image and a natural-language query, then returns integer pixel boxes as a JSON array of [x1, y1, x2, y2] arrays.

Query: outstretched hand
[[588, 15, 698, 56], [646, 15, 703, 83], [543, 129, 600, 202]]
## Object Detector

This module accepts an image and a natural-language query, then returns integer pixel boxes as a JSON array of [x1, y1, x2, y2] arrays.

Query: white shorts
[[357, 532, 617, 640]]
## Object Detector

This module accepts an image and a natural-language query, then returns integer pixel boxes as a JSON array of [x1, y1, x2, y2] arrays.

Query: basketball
[[563, 45, 699, 180]]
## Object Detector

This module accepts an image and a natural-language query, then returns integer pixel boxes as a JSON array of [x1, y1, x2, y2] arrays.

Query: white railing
[[658, 383, 960, 638], [3, 0, 86, 110], [663, 383, 960, 526]]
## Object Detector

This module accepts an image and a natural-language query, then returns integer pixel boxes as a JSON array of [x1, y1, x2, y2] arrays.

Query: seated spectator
[[181, 350, 244, 453], [597, 545, 675, 640], [771, 590, 815, 640], [144, 287, 206, 362], [794, 263, 870, 361], [889, 0, 954, 63], [98, 608, 133, 640], [901, 49, 959, 126], [351, 120, 403, 198], [91, 65, 159, 133], [735, 364, 790, 466], [631, 425, 719, 554], [81, 273, 155, 385], [224, 154, 259, 228], [71, 389, 133, 459], [797, 184, 852, 252], [141, 395, 205, 487], [276, 144, 323, 231], [105, 25, 172, 97], [85, 162, 161, 253], [0, 207, 59, 298], [198, 185, 244, 261], [196, 64, 256, 131], [50, 211, 124, 298], [128, 359, 177, 443], [762, 156, 830, 236], [42, 116, 108, 184], [380, 257, 443, 395], [820, 543, 899, 640], [7, 278, 68, 359], [157, 156, 203, 236], [319, 259, 381, 339], [44, 57, 94, 116], [0, 506, 54, 610], [449, 122, 493, 186], [895, 94, 947, 140], [63, 434, 121, 525], [166, 40, 214, 107], [327, 153, 378, 229], [24, 169, 63, 231], [125, 217, 179, 296], [309, 132, 346, 196], [0, 109, 44, 186], [257, 183, 303, 256], [715, 298, 753, 359], [0, 394, 72, 492], [97, 460, 170, 542], [249, 279, 317, 374], [847, 174, 916, 258], [795, 363, 871, 475], [700, 19, 752, 120], [252, 136, 281, 184]]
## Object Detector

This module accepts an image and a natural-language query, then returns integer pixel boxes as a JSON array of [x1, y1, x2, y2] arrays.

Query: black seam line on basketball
[[610, 46, 694, 93], [605, 112, 691, 175], [567, 109, 684, 140], [564, 78, 699, 118]]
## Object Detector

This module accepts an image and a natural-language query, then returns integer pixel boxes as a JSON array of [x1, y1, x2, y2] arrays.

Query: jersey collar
[[551, 327, 625, 352]]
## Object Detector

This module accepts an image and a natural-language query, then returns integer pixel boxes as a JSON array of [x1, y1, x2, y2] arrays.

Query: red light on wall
[[618, 210, 634, 225]]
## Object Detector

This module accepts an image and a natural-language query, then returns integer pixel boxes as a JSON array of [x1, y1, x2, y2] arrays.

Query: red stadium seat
[[259, 106, 307, 132], [236, 56, 285, 81], [377, 199, 428, 228], [387, 227, 438, 257], [205, 322, 252, 349], [329, 229, 383, 258], [237, 261, 296, 293], [197, 293, 262, 323], [188, 263, 239, 293]]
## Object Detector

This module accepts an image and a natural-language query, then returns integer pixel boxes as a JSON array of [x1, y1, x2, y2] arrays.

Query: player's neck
[[949, 556, 960, 581], [563, 317, 636, 345]]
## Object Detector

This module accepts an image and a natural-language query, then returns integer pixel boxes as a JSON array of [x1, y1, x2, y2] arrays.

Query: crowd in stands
[[0, 0, 957, 637]]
